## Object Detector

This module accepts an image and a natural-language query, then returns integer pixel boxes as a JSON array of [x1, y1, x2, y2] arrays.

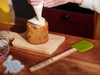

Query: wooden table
[[0, 17, 100, 75]]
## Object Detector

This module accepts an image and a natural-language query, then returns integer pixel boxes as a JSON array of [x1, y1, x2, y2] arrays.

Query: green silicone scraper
[[29, 40, 93, 72], [71, 40, 93, 52]]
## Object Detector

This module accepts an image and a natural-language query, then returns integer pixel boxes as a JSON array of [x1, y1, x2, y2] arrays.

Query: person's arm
[[80, 0, 100, 13], [27, 0, 100, 13]]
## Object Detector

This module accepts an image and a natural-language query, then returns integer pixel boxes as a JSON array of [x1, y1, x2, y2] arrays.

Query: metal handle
[[61, 14, 69, 19]]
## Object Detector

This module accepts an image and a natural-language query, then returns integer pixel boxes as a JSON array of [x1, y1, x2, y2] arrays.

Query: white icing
[[28, 17, 45, 26], [3, 55, 24, 74], [28, 0, 45, 26], [33, 1, 43, 21]]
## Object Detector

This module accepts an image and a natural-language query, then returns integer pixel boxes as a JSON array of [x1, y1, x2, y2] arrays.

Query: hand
[[44, 0, 83, 8], [44, 0, 69, 8], [27, 0, 43, 6], [27, 0, 83, 7]]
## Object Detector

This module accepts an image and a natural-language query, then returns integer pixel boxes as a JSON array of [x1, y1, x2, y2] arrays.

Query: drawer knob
[[61, 14, 69, 19]]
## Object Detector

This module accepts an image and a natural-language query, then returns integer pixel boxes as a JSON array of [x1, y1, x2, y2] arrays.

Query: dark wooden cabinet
[[43, 8, 94, 39]]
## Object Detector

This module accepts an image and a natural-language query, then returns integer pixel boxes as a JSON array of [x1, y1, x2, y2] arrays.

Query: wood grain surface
[[1, 31, 65, 55], [0, 17, 100, 75]]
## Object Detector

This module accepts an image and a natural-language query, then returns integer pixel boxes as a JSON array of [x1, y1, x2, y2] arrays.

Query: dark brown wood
[[0, 17, 100, 75], [43, 8, 94, 39]]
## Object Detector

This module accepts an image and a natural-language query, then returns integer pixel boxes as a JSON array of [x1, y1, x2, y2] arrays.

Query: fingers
[[27, 0, 42, 6], [27, 0, 69, 7], [44, 0, 69, 8], [44, 0, 56, 8]]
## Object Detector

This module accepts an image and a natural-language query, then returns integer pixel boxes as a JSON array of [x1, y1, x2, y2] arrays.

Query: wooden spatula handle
[[29, 48, 77, 72]]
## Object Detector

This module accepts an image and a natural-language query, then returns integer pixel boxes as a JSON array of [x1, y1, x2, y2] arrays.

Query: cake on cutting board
[[27, 1, 49, 44]]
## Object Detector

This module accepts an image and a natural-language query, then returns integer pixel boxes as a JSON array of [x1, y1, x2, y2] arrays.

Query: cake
[[27, 20, 48, 44]]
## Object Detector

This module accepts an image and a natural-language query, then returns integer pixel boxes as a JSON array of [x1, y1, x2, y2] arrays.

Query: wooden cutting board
[[4, 31, 65, 55]]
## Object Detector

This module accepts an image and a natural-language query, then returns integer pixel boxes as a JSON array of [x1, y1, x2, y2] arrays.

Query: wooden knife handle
[[29, 48, 77, 72]]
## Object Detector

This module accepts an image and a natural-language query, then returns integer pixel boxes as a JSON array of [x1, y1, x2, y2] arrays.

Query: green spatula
[[29, 40, 93, 72]]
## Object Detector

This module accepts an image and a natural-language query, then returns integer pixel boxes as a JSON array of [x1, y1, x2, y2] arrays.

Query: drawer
[[43, 8, 94, 39]]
